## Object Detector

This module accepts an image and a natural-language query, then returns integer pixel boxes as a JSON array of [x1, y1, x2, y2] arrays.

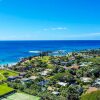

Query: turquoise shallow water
[[0, 40, 100, 65]]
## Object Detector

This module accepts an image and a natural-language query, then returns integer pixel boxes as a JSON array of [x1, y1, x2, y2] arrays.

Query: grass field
[[81, 90, 100, 100], [0, 70, 18, 76], [0, 69, 18, 80], [0, 84, 14, 96], [0, 74, 5, 80], [39, 56, 50, 63], [2, 93, 40, 100]]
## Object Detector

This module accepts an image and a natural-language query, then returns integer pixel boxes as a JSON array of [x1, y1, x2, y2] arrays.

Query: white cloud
[[90, 33, 100, 36], [51, 27, 67, 30], [77, 33, 100, 37], [63, 32, 100, 40], [43, 27, 67, 31]]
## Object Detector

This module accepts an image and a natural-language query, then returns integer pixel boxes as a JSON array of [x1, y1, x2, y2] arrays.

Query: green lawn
[[81, 90, 100, 100], [0, 84, 14, 96], [2, 93, 40, 100], [0, 70, 18, 76], [0, 74, 4, 80], [39, 56, 50, 63], [0, 69, 18, 80]]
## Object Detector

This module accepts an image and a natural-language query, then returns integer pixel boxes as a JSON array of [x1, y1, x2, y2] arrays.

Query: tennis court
[[2, 93, 40, 100]]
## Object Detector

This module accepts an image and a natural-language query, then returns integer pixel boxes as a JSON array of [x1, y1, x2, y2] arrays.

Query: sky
[[0, 0, 100, 40]]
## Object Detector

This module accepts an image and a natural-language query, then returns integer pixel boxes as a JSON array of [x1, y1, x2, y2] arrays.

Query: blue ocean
[[0, 40, 100, 65]]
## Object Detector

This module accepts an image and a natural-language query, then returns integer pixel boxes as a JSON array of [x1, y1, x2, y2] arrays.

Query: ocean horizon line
[[0, 40, 100, 41]]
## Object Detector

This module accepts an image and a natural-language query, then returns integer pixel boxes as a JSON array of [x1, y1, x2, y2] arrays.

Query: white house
[[40, 69, 52, 76], [80, 62, 93, 67], [29, 76, 37, 80], [57, 82, 68, 86], [94, 78, 100, 85], [80, 77, 92, 83], [52, 91, 59, 95]]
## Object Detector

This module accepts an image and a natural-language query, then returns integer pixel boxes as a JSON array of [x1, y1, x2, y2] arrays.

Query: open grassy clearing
[[0, 84, 14, 96], [0, 69, 18, 80], [0, 70, 18, 76]]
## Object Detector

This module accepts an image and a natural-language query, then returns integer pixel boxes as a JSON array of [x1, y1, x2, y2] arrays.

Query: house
[[52, 91, 59, 95], [80, 62, 93, 67], [40, 71, 48, 76], [19, 72, 26, 77], [21, 78, 31, 82], [40, 69, 52, 76], [57, 82, 68, 86], [24, 65, 33, 70], [29, 76, 37, 80], [80, 63, 88, 67], [28, 65, 33, 69], [68, 56, 75, 61], [41, 87, 46, 91], [94, 78, 100, 86], [80, 62, 89, 67], [78, 87, 83, 94], [47, 86, 55, 91], [70, 64, 80, 70], [38, 80, 49, 86], [88, 62, 93, 65], [53, 60, 60, 64], [61, 62, 68, 66], [80, 77, 92, 83], [7, 76, 18, 81], [15, 66, 26, 72]]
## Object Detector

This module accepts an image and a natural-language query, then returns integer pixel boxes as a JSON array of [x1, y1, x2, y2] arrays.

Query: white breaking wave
[[29, 51, 40, 53], [53, 50, 66, 53]]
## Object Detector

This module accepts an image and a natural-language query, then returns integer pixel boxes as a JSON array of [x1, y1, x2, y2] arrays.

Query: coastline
[[0, 46, 100, 100], [0, 40, 100, 67], [0, 40, 100, 65], [0, 62, 17, 67], [1, 48, 100, 67]]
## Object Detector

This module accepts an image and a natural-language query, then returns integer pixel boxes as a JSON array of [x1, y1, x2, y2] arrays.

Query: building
[[52, 91, 59, 95], [38, 80, 49, 86], [94, 78, 100, 86], [47, 86, 55, 91], [40, 69, 52, 76], [29, 76, 37, 80], [21, 78, 31, 82], [19, 72, 26, 77], [7, 76, 18, 81], [70, 64, 80, 70], [61, 62, 68, 66], [80, 77, 92, 83], [57, 82, 68, 86]]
